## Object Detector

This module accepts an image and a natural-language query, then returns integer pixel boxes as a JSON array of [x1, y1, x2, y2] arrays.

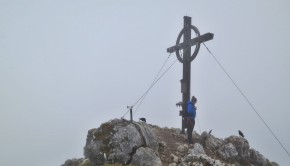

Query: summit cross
[[167, 16, 214, 133]]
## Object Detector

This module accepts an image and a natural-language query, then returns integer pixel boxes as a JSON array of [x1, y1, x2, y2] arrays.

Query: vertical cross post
[[167, 16, 214, 133], [181, 16, 192, 133]]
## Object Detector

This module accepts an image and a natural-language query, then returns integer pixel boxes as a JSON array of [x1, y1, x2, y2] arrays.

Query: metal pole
[[130, 108, 133, 122]]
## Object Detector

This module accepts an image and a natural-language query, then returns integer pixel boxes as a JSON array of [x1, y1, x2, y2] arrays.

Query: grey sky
[[1, 0, 290, 165]]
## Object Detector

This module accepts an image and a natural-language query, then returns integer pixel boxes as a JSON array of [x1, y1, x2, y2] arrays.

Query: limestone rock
[[130, 147, 162, 166], [177, 144, 189, 153], [249, 148, 270, 166], [159, 141, 167, 148], [170, 153, 179, 163], [217, 143, 238, 160], [79, 159, 92, 166], [188, 143, 205, 155], [83, 119, 159, 165], [62, 119, 279, 166], [201, 131, 223, 153], [168, 163, 177, 166], [192, 131, 202, 142], [224, 135, 249, 160], [184, 154, 226, 166]]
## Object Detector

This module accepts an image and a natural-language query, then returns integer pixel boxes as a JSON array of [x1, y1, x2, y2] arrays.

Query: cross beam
[[167, 33, 214, 53], [167, 16, 213, 133]]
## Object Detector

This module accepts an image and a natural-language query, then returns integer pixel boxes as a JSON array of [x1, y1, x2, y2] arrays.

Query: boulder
[[83, 119, 159, 165], [188, 143, 205, 155], [224, 136, 249, 159], [201, 131, 223, 153], [159, 141, 167, 148], [217, 143, 238, 160], [177, 144, 189, 153], [249, 148, 270, 166], [170, 153, 179, 163], [130, 147, 162, 166]]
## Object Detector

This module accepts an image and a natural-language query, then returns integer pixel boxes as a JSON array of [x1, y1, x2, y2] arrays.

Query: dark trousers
[[186, 117, 195, 144]]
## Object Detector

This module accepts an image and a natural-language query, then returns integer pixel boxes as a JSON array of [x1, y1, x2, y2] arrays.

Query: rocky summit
[[61, 119, 279, 166]]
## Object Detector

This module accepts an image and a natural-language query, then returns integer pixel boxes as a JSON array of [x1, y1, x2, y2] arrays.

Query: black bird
[[238, 130, 244, 138], [208, 129, 212, 135], [139, 118, 146, 123]]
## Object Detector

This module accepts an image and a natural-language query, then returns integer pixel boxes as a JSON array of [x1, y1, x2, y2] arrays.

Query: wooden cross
[[167, 16, 214, 133]]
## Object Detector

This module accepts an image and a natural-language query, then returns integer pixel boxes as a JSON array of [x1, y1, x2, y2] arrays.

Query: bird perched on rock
[[139, 118, 146, 123], [208, 129, 212, 135], [238, 130, 244, 138]]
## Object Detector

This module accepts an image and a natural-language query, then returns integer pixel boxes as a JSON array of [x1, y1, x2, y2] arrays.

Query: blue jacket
[[187, 101, 196, 118]]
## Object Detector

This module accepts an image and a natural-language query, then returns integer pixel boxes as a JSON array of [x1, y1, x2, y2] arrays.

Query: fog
[[1, 0, 290, 165]]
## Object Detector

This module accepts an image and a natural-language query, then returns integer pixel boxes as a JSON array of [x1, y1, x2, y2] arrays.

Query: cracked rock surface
[[83, 118, 159, 165], [61, 119, 279, 166]]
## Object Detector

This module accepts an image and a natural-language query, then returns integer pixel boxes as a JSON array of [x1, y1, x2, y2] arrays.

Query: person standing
[[187, 96, 197, 144]]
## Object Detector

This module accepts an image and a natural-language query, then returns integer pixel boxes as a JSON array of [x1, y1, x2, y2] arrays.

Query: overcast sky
[[1, 0, 290, 165]]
